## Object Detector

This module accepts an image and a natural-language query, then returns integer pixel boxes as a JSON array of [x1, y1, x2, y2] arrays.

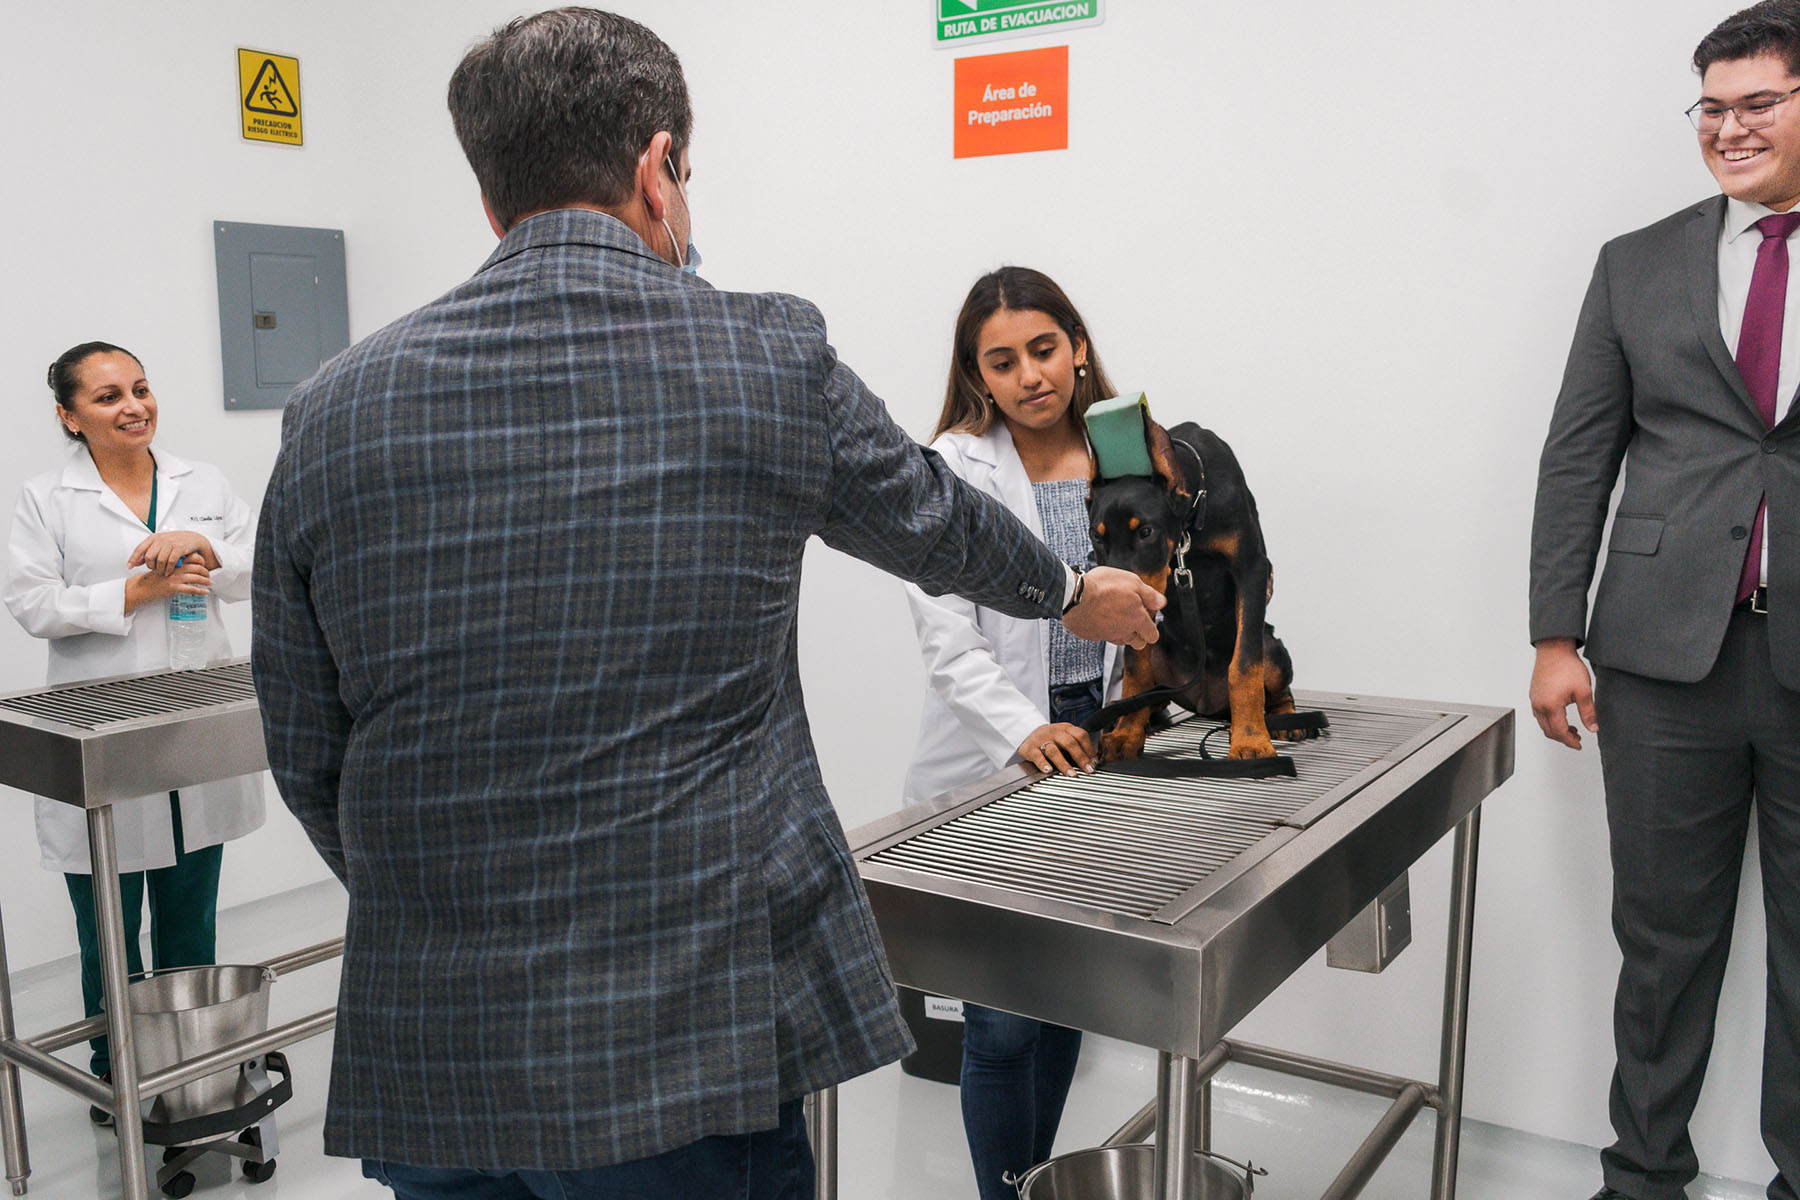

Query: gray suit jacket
[[1531, 194, 1800, 689], [251, 210, 1068, 1170]]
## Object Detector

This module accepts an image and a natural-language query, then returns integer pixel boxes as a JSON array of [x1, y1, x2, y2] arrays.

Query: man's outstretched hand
[[1060, 566, 1164, 648]]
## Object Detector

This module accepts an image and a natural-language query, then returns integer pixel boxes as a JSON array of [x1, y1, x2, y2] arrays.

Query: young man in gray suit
[[1530, 3, 1800, 1198], [250, 9, 1162, 1200]]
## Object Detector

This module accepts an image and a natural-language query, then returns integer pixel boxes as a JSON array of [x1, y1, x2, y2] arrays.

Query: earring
[[1077, 365, 1088, 378]]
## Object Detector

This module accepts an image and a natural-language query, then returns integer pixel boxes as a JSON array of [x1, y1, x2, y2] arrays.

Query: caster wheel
[[241, 1127, 276, 1182], [160, 1170, 196, 1199], [162, 1145, 184, 1164]]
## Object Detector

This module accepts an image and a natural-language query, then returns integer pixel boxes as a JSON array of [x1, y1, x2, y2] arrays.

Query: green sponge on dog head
[[1085, 392, 1154, 480]]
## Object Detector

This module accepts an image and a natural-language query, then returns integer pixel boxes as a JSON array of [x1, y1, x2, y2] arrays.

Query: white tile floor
[[0, 880, 1766, 1200]]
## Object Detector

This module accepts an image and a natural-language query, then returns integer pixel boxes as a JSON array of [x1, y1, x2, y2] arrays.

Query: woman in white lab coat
[[903, 268, 1122, 1200], [4, 342, 263, 1114]]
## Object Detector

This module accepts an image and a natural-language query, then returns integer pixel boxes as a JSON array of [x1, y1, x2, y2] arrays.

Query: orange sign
[[954, 45, 1068, 159]]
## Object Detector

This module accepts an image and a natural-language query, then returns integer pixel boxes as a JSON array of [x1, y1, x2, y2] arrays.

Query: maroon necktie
[[1734, 211, 1800, 604]]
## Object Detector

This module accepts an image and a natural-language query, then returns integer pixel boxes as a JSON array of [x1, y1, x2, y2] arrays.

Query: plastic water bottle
[[167, 563, 209, 670]]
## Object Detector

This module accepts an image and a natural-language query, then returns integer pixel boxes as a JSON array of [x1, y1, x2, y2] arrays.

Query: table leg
[[1155, 1052, 1197, 1200], [0, 903, 29, 1195], [1430, 809, 1481, 1200], [87, 808, 148, 1200], [804, 1086, 837, 1200]]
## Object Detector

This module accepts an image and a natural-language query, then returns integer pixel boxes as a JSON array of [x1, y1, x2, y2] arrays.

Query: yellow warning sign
[[238, 49, 302, 146]]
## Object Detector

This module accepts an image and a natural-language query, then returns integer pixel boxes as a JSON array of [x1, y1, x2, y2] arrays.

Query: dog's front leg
[[1099, 646, 1159, 760], [1226, 560, 1276, 760]]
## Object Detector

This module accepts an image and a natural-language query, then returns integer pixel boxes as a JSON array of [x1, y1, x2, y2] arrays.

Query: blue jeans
[[960, 1005, 1082, 1200], [363, 1099, 813, 1200], [959, 678, 1098, 1200], [1046, 679, 1102, 732]]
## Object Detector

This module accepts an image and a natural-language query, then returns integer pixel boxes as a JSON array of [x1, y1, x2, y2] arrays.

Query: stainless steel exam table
[[0, 660, 342, 1199]]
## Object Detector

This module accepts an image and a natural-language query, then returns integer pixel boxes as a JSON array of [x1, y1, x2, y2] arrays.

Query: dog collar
[[1169, 437, 1207, 534]]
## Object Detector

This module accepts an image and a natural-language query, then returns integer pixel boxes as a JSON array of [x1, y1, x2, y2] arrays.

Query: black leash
[[1080, 675, 1203, 737], [1081, 702, 1329, 780], [1079, 663, 1324, 782]]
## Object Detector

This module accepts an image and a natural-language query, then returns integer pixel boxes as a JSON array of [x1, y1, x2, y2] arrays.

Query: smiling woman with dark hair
[[5, 342, 262, 1120], [904, 266, 1126, 1200]]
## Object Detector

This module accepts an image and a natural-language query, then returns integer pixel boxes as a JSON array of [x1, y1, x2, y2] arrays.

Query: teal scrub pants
[[62, 793, 223, 1077]]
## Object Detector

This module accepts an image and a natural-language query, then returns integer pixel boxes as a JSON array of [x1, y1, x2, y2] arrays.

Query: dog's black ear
[[1146, 419, 1192, 502]]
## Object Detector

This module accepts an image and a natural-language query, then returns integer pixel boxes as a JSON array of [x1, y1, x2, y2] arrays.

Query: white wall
[[0, 0, 1776, 1185]]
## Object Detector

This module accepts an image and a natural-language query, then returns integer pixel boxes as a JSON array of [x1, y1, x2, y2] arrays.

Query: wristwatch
[[1060, 564, 1086, 615]]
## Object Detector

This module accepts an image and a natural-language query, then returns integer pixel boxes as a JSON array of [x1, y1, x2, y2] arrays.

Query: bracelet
[[1061, 566, 1086, 615]]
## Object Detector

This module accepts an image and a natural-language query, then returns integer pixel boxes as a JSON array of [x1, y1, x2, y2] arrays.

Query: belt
[[1736, 585, 1769, 614]]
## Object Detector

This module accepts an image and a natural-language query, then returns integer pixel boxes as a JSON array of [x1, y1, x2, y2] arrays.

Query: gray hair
[[448, 8, 692, 230]]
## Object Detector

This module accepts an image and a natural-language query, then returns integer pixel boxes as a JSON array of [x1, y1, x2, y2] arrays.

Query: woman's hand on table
[[1019, 722, 1097, 778], [129, 531, 219, 576], [124, 559, 211, 613]]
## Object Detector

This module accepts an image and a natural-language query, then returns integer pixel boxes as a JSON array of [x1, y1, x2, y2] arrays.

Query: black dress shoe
[[1588, 1189, 1631, 1200], [89, 1071, 112, 1127]]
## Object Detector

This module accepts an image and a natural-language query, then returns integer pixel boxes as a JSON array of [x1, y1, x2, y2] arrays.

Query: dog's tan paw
[[1265, 695, 1311, 741], [1228, 731, 1276, 759], [1100, 730, 1144, 761]]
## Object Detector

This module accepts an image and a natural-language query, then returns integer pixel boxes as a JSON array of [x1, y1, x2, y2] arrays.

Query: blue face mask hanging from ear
[[661, 155, 701, 275]]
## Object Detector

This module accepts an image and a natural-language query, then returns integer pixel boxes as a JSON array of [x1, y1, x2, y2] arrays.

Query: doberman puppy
[[1087, 417, 1300, 761]]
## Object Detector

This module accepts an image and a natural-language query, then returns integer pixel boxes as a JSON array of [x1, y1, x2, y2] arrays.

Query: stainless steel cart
[[837, 691, 1514, 1200], [0, 660, 343, 1199]]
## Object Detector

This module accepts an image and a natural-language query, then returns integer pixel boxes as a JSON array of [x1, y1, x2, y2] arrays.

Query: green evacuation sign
[[935, 0, 1105, 47]]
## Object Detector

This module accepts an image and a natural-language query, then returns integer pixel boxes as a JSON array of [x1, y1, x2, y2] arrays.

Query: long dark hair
[[934, 266, 1117, 439], [46, 341, 141, 443]]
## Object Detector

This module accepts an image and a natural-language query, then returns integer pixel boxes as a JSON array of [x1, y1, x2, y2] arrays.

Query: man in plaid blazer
[[251, 9, 1161, 1199]]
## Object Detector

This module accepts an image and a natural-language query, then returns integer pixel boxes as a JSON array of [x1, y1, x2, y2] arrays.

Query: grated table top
[[0, 661, 256, 732], [867, 702, 1454, 920]]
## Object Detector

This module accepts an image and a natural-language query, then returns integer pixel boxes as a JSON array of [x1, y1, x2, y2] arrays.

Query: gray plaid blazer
[[252, 210, 1067, 1170]]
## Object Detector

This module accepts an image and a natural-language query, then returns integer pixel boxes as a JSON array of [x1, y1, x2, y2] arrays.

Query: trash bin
[[1014, 1144, 1258, 1200], [129, 964, 276, 1130], [123, 964, 289, 1195], [896, 986, 964, 1084]]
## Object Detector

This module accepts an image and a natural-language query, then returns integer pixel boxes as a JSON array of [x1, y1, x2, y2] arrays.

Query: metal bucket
[[128, 965, 276, 1127], [1015, 1144, 1256, 1200]]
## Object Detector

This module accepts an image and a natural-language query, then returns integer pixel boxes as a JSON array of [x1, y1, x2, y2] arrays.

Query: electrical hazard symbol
[[238, 49, 303, 146], [244, 60, 297, 115]]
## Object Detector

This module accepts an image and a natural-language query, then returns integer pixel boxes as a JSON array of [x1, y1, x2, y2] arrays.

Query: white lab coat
[[5, 445, 265, 872], [903, 424, 1120, 806]]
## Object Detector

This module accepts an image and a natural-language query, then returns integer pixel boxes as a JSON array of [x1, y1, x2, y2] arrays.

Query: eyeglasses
[[1686, 85, 1800, 132]]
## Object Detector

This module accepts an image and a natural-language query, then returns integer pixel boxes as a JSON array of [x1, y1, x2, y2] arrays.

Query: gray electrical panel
[[214, 221, 349, 410]]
